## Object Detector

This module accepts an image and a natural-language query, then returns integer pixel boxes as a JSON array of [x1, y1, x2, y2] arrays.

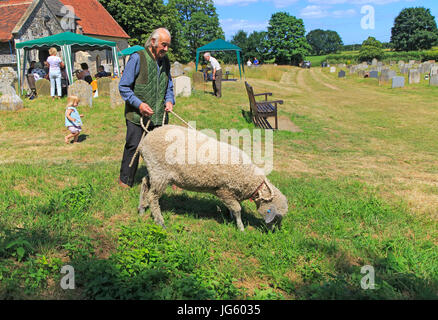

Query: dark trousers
[[120, 119, 156, 187], [213, 69, 222, 97]]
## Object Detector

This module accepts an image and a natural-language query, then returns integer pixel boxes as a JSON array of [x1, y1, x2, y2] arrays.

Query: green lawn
[[1, 66, 437, 299]]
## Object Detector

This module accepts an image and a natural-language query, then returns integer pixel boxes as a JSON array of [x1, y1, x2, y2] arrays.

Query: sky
[[214, 0, 438, 45]]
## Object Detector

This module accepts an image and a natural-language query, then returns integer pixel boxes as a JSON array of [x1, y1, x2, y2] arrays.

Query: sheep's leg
[[138, 176, 150, 215], [146, 178, 168, 228], [216, 190, 244, 231]]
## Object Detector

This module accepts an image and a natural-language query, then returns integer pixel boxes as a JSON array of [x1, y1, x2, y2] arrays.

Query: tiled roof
[[59, 0, 130, 39], [0, 1, 32, 41]]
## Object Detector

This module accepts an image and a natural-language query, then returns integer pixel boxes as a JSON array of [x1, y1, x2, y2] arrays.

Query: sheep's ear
[[264, 205, 278, 224]]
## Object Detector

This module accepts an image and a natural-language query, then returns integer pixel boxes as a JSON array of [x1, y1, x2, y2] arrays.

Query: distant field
[[1, 65, 437, 299]]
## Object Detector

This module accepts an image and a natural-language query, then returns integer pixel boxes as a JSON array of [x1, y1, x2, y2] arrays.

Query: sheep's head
[[255, 182, 288, 230]]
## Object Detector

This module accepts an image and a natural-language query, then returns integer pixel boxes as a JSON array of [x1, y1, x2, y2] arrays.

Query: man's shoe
[[118, 177, 130, 189]]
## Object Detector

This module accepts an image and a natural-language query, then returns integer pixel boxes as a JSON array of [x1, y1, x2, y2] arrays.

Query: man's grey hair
[[203, 52, 211, 57], [145, 28, 171, 48]]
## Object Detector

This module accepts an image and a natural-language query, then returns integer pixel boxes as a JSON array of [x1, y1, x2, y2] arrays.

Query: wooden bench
[[245, 81, 283, 130]]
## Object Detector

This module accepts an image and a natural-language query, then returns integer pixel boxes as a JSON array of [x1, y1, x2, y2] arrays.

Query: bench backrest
[[244, 81, 258, 114]]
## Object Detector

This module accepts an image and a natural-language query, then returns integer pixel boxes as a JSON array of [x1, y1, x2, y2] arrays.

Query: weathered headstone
[[171, 62, 184, 78], [392, 76, 405, 88], [35, 79, 51, 96], [330, 67, 336, 73], [68, 80, 93, 107], [0, 85, 23, 111], [380, 69, 397, 82], [97, 77, 112, 96], [0, 67, 18, 87], [110, 78, 124, 108], [174, 76, 191, 97], [431, 66, 438, 76], [400, 66, 409, 74], [192, 72, 204, 84], [430, 75, 438, 86], [369, 71, 379, 79], [408, 69, 420, 84], [372, 58, 378, 66], [338, 70, 346, 78]]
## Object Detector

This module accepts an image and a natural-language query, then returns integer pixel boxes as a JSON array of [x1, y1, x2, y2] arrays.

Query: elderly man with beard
[[118, 28, 175, 188]]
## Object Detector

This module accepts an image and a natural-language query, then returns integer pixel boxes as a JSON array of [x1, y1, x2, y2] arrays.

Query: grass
[[0, 64, 437, 300]]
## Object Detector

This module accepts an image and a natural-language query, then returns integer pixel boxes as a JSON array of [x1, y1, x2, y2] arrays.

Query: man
[[118, 28, 175, 188], [95, 65, 110, 78], [26, 61, 37, 100], [203, 52, 222, 98]]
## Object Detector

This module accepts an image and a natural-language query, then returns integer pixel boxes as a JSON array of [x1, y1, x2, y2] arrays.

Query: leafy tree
[[265, 12, 311, 65], [229, 30, 268, 63], [391, 7, 438, 51], [358, 37, 385, 62], [168, 0, 224, 62], [306, 29, 343, 55], [98, 0, 185, 62]]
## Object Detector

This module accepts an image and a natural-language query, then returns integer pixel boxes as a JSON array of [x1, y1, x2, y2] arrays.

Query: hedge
[[325, 50, 438, 64]]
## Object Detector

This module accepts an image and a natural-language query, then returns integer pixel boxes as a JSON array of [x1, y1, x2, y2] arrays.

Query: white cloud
[[220, 18, 269, 37]]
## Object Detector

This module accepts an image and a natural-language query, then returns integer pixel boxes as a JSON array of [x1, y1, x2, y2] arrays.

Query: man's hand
[[164, 101, 173, 112], [139, 102, 154, 116]]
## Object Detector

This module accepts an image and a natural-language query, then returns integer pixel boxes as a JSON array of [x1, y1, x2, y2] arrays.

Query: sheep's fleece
[[138, 125, 288, 231]]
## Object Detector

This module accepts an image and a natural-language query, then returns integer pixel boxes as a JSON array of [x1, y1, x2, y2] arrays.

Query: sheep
[[137, 125, 288, 231]]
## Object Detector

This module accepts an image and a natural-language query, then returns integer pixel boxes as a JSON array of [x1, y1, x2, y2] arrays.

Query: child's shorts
[[68, 126, 82, 134]]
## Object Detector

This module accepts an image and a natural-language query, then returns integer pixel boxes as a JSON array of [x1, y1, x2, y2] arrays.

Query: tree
[[98, 0, 185, 62], [306, 29, 343, 55], [358, 37, 385, 62], [229, 30, 268, 63], [168, 0, 224, 61], [391, 7, 438, 51], [265, 12, 311, 65]]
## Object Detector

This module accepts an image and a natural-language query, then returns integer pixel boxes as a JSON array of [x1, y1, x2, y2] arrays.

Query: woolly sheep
[[137, 125, 288, 231]]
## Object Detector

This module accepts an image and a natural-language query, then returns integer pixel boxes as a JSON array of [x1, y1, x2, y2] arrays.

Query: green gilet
[[125, 49, 170, 126]]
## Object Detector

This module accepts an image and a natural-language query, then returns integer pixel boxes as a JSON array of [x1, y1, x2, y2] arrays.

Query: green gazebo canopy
[[15, 32, 120, 95], [196, 39, 244, 78], [117, 45, 144, 57]]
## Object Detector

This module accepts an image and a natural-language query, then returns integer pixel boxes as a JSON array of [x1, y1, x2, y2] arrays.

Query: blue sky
[[214, 0, 438, 45]]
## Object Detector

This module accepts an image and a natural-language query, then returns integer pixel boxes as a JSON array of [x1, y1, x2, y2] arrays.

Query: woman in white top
[[45, 47, 65, 99]]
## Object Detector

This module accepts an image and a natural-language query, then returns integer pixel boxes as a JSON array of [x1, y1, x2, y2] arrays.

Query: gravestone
[[400, 66, 409, 74], [430, 75, 438, 86], [35, 79, 51, 96], [171, 62, 184, 78], [338, 70, 346, 78], [398, 61, 405, 67], [357, 70, 366, 78], [409, 60, 416, 65], [174, 76, 191, 97], [110, 78, 124, 108], [192, 72, 204, 84], [0, 85, 23, 111], [369, 71, 379, 79], [68, 80, 93, 107], [392, 76, 405, 88], [372, 58, 378, 66], [408, 69, 420, 84], [0, 67, 17, 87], [330, 67, 336, 73], [380, 69, 396, 82], [97, 77, 112, 96], [431, 66, 438, 76]]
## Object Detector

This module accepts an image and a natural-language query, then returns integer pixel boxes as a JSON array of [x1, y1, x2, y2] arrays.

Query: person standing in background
[[203, 52, 222, 98]]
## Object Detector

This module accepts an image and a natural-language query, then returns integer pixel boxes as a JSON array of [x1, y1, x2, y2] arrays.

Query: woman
[[45, 47, 64, 99], [75, 63, 93, 84]]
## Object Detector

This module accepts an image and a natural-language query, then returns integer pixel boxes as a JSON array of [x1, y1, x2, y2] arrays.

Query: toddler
[[65, 96, 84, 144]]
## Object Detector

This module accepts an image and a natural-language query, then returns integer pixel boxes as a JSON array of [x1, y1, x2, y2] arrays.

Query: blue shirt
[[65, 106, 82, 127], [118, 52, 175, 109]]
